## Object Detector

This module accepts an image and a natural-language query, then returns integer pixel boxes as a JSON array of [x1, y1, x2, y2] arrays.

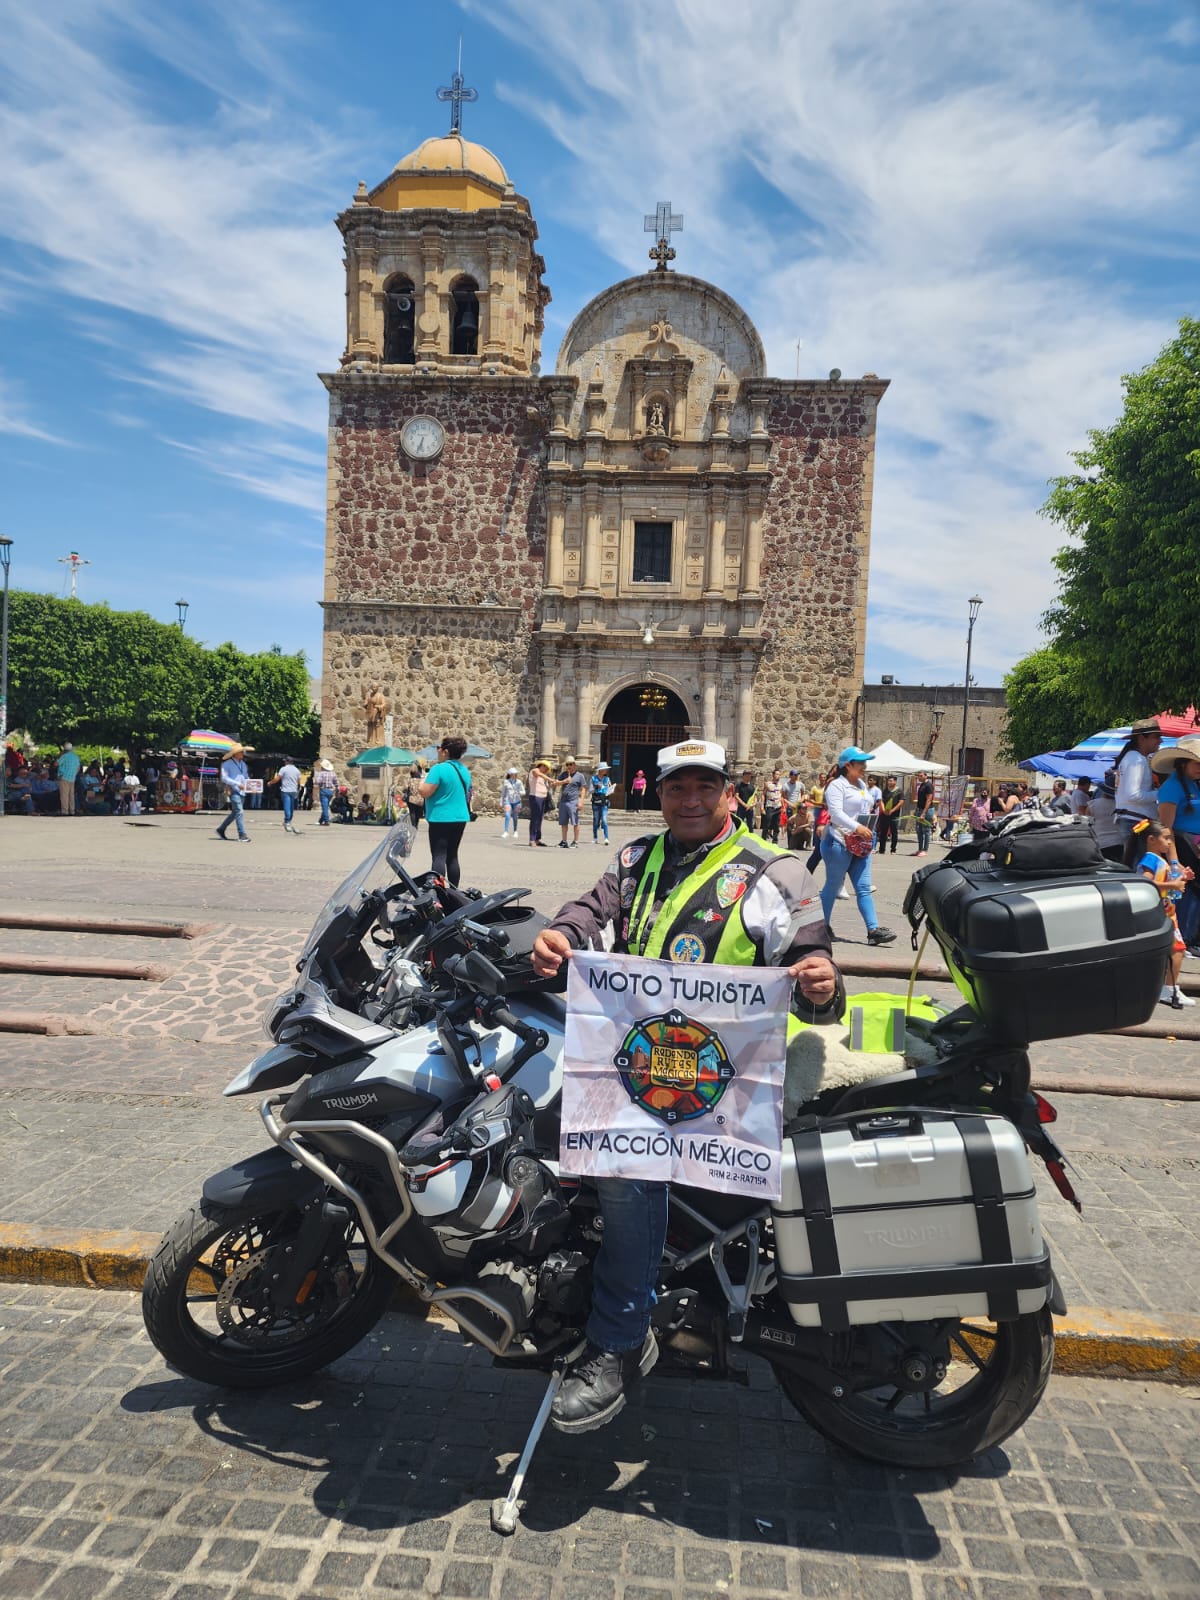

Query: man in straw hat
[[215, 743, 251, 842], [531, 738, 843, 1434], [314, 758, 338, 826]]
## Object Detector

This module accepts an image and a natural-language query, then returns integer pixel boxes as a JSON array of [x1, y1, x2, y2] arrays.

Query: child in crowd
[[1127, 818, 1195, 1009]]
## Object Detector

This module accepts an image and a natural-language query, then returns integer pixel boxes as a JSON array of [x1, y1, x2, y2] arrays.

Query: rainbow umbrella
[[181, 730, 240, 752]]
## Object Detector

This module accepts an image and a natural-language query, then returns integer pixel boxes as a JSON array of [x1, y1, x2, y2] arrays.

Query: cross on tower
[[644, 201, 683, 272], [437, 44, 478, 134]]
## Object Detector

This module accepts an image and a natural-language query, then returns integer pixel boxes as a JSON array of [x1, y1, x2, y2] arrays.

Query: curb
[[1, 1222, 1195, 1384], [0, 954, 171, 982], [0, 913, 212, 939]]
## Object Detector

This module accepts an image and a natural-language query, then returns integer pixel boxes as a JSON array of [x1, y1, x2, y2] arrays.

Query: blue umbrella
[[416, 742, 493, 762], [1019, 752, 1108, 780]]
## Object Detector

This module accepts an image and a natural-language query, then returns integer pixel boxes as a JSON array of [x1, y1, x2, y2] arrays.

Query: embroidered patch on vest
[[620, 878, 637, 908], [715, 864, 752, 908], [621, 844, 646, 869], [693, 907, 725, 923], [670, 933, 705, 963]]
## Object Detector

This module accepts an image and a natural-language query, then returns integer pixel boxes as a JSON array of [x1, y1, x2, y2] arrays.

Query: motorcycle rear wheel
[[142, 1197, 395, 1388], [777, 1307, 1054, 1468]]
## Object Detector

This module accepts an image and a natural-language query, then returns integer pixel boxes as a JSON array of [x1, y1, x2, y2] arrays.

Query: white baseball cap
[[656, 739, 729, 781]]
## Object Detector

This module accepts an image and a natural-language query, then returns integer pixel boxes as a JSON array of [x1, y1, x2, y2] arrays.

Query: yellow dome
[[393, 132, 508, 188]]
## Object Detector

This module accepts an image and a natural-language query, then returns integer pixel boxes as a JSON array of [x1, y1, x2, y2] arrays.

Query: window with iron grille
[[633, 521, 672, 583]]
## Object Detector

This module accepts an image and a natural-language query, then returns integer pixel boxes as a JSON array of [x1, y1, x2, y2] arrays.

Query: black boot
[[550, 1333, 658, 1433]]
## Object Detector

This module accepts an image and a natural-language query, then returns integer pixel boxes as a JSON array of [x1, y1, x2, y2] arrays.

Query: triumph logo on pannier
[[320, 1091, 380, 1112], [862, 1222, 953, 1250]]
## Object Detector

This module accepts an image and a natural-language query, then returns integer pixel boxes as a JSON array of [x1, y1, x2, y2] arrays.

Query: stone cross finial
[[437, 43, 478, 134], [644, 201, 682, 272]]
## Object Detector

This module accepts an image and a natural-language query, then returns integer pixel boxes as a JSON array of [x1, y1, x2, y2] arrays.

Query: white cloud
[[0, 369, 70, 443], [477, 0, 1200, 682]]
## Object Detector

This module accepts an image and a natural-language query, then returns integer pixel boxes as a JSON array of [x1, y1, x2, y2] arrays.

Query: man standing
[[215, 744, 250, 842], [1069, 776, 1092, 817], [557, 758, 585, 848], [589, 762, 613, 845], [913, 772, 934, 856], [270, 757, 302, 833], [761, 768, 783, 842], [55, 743, 81, 816], [782, 769, 804, 814], [1045, 779, 1072, 816], [531, 740, 843, 1433], [876, 775, 902, 854], [734, 768, 758, 830]]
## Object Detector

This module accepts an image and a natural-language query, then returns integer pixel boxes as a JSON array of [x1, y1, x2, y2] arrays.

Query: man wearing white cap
[[589, 762, 613, 844], [531, 738, 842, 1434]]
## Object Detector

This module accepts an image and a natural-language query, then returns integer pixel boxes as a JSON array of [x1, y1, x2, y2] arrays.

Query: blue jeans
[[915, 820, 932, 852], [502, 801, 521, 835], [818, 831, 879, 932], [587, 1178, 668, 1352], [592, 803, 609, 843], [282, 792, 296, 827], [318, 787, 331, 824], [217, 790, 247, 839]]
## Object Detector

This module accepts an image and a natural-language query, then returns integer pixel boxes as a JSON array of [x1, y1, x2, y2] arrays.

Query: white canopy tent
[[863, 738, 950, 776]]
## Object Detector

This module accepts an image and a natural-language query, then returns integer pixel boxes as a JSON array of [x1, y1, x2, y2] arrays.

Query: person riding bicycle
[[531, 739, 844, 1433]]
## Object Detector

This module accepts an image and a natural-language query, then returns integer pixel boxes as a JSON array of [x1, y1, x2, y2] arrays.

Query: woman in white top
[[1114, 718, 1164, 843], [818, 746, 897, 945]]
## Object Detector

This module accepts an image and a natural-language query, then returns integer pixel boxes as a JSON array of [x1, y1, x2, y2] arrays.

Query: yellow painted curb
[[0, 1228, 1195, 1380], [1053, 1306, 1200, 1383], [0, 1222, 160, 1291]]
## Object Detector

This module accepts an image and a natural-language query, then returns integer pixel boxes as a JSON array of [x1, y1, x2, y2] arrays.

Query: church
[[319, 80, 887, 803]]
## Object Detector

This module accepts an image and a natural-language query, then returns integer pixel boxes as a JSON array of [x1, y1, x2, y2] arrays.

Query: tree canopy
[[1003, 317, 1200, 759], [5, 593, 315, 755]]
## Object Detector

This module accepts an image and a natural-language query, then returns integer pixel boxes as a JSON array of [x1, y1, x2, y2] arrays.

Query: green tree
[[6, 593, 201, 749], [1040, 315, 1200, 721], [196, 642, 314, 753], [999, 646, 1092, 762]]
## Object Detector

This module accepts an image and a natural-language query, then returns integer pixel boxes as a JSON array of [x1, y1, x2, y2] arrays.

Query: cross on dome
[[436, 43, 478, 134], [644, 201, 683, 272]]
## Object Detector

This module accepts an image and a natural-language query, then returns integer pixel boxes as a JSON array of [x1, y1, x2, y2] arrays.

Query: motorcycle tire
[[776, 1307, 1054, 1469], [142, 1196, 395, 1389]]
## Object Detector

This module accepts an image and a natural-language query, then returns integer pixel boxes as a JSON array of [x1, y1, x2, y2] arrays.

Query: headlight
[[264, 988, 300, 1040]]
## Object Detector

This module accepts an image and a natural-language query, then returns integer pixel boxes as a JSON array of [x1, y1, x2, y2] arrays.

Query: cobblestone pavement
[[1, 1282, 1199, 1600]]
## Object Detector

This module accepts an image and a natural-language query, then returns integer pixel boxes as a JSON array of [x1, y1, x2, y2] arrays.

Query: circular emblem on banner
[[614, 1008, 736, 1125], [670, 933, 704, 963]]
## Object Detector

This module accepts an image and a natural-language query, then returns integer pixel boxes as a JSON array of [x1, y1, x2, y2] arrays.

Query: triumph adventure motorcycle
[[143, 822, 1084, 1534]]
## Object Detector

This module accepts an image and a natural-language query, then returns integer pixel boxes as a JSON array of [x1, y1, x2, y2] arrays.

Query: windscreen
[[299, 821, 413, 961]]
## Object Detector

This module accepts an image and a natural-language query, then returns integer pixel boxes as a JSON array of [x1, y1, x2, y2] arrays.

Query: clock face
[[400, 415, 445, 461]]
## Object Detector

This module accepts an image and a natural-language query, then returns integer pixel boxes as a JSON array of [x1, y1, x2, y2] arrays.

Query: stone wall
[[751, 383, 883, 770], [858, 684, 1020, 780], [320, 374, 549, 800]]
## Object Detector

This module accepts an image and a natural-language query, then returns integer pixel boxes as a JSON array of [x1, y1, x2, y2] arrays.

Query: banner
[[243, 779, 264, 794], [560, 951, 790, 1199], [943, 776, 969, 820]]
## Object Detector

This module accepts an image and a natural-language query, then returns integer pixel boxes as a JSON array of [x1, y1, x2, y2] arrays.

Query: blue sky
[[2, 0, 1197, 688]]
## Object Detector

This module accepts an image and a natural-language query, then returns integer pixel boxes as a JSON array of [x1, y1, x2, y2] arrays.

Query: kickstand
[[491, 1367, 564, 1536]]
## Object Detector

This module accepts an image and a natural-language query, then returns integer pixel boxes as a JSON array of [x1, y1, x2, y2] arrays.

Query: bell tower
[[337, 83, 548, 376]]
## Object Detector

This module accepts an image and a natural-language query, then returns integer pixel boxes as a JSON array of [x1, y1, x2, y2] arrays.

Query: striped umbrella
[[180, 729, 240, 751], [1063, 727, 1176, 761]]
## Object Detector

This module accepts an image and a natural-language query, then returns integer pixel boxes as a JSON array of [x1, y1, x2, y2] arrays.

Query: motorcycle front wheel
[[776, 1307, 1054, 1468], [142, 1197, 395, 1388]]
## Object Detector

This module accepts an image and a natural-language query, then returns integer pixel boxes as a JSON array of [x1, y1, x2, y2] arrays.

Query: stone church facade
[[320, 121, 887, 804]]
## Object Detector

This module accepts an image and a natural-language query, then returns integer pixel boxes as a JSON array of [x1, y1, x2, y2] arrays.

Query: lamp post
[[175, 598, 189, 629], [0, 537, 12, 820], [959, 596, 983, 776]]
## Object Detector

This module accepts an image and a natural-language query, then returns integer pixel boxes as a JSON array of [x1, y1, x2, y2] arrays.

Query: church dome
[[393, 132, 508, 188]]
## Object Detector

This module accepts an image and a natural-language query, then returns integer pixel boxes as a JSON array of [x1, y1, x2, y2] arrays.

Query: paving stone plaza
[[1, 812, 1199, 1598]]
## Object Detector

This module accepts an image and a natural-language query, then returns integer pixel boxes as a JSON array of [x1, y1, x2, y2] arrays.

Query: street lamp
[[0, 537, 12, 820], [959, 596, 983, 776], [175, 598, 189, 629]]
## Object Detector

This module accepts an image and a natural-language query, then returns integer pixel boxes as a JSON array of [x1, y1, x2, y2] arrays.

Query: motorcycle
[[143, 821, 1079, 1535]]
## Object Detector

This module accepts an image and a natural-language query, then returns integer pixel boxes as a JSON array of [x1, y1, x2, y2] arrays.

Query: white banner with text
[[560, 952, 790, 1198]]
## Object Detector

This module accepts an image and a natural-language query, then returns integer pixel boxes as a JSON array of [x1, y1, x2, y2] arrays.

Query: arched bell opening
[[383, 276, 415, 365], [601, 682, 692, 810], [450, 276, 480, 356]]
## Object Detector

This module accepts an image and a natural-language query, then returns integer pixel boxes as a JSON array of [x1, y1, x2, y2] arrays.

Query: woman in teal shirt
[[419, 736, 473, 886]]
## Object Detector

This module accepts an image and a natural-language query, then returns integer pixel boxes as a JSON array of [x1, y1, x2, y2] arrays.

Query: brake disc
[[215, 1247, 351, 1346]]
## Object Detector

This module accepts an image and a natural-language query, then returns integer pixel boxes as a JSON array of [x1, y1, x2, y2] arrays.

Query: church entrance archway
[[602, 683, 691, 809]]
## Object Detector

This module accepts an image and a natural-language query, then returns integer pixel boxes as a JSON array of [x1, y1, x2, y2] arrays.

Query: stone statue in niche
[[364, 685, 388, 746], [646, 399, 667, 436]]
